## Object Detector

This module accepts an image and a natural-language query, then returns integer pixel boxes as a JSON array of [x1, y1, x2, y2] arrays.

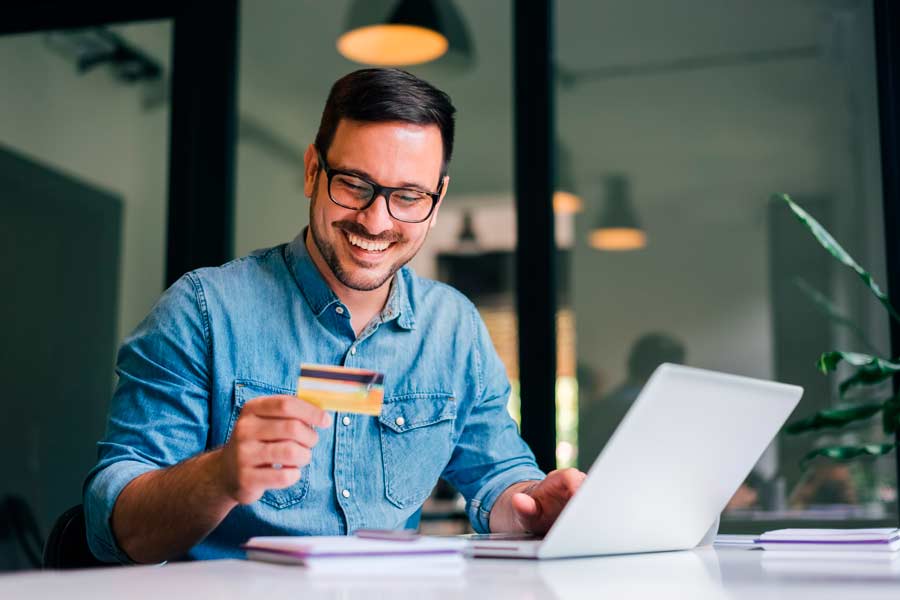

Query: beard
[[308, 186, 427, 292]]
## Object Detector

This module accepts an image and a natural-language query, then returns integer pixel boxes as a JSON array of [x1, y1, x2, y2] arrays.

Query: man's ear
[[429, 175, 450, 229], [303, 144, 319, 198]]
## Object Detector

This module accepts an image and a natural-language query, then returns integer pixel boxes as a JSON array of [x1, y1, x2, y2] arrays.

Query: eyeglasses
[[316, 149, 443, 224]]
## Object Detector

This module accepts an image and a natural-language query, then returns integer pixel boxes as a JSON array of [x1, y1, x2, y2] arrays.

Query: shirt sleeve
[[440, 305, 546, 533], [83, 273, 211, 563]]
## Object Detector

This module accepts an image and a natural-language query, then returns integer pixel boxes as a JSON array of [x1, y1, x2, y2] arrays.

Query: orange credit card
[[296, 364, 384, 416]]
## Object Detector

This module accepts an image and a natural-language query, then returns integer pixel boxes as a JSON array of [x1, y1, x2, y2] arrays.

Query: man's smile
[[344, 230, 392, 253]]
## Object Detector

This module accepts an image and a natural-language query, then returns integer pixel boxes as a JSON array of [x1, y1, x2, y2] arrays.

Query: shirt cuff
[[83, 460, 159, 564], [467, 465, 546, 533]]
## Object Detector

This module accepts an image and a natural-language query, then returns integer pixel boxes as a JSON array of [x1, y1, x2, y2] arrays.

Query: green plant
[[776, 193, 900, 467]]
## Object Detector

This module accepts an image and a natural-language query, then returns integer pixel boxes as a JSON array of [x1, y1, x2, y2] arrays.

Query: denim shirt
[[84, 232, 545, 562]]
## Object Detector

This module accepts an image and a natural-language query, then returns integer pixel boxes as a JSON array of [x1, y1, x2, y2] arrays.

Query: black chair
[[42, 504, 114, 569]]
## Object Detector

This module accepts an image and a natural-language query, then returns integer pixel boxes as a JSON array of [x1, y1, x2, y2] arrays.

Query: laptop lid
[[537, 363, 802, 559]]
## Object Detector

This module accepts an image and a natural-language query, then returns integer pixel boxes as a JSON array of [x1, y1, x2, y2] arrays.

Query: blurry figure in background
[[724, 471, 765, 512], [578, 332, 686, 470], [788, 462, 859, 509]]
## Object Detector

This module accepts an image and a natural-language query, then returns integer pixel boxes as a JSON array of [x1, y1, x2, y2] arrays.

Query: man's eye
[[337, 178, 369, 194], [397, 193, 425, 203]]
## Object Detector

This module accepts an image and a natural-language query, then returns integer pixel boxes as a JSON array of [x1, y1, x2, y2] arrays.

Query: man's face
[[304, 119, 448, 292]]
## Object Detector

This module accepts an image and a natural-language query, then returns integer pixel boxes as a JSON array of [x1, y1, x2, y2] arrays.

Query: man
[[85, 68, 584, 564], [578, 332, 686, 468]]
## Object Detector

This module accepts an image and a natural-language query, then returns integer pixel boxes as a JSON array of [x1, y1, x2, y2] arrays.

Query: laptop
[[468, 363, 802, 559]]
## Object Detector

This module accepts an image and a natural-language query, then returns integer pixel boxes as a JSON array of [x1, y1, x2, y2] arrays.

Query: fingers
[[244, 417, 320, 448], [246, 394, 332, 428], [223, 395, 331, 504], [244, 463, 303, 492], [515, 469, 586, 534], [248, 440, 312, 469], [544, 468, 586, 498]]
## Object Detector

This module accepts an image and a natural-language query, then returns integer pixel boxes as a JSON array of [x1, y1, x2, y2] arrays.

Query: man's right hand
[[215, 394, 332, 505]]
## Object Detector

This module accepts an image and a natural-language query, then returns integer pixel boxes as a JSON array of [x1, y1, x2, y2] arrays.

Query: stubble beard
[[309, 186, 427, 292]]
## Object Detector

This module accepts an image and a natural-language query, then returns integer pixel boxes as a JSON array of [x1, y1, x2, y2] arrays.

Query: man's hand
[[215, 394, 332, 505], [111, 395, 330, 563], [489, 468, 586, 534]]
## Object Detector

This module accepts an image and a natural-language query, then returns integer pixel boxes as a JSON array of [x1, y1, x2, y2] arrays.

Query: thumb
[[511, 492, 541, 521]]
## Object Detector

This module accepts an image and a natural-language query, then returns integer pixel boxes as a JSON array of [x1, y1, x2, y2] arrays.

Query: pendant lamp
[[339, 0, 450, 66], [589, 175, 646, 251]]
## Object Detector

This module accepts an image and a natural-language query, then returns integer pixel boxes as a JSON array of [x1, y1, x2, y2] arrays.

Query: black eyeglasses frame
[[315, 149, 444, 224]]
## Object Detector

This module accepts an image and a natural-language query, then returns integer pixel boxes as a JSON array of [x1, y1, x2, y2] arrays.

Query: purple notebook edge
[[243, 545, 461, 560], [755, 535, 900, 546]]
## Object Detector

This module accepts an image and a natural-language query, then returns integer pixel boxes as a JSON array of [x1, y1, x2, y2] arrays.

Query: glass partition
[[0, 21, 171, 546], [556, 0, 896, 526]]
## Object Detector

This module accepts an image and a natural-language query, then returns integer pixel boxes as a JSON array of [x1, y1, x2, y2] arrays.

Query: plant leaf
[[816, 351, 900, 395], [793, 278, 880, 354], [776, 193, 900, 324], [785, 402, 884, 434], [800, 443, 896, 469]]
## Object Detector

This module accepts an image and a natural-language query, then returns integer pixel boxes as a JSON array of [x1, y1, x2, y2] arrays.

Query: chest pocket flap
[[379, 392, 457, 508]]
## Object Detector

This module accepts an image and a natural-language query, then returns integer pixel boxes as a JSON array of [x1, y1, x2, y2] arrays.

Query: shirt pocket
[[225, 379, 311, 509], [379, 392, 457, 508]]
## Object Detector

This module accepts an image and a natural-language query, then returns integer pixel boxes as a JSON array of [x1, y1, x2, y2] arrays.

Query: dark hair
[[314, 68, 456, 175], [627, 332, 686, 381]]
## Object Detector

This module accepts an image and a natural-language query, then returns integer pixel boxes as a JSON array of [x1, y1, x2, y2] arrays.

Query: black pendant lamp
[[338, 0, 473, 69], [339, 0, 449, 66], [589, 175, 646, 251]]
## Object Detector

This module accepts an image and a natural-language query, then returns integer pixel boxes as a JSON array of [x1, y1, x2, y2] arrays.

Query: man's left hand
[[489, 468, 586, 534]]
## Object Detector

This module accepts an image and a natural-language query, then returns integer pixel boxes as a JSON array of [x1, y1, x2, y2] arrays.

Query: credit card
[[296, 364, 384, 416]]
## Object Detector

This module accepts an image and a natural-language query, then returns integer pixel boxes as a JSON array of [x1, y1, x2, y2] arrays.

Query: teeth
[[347, 232, 390, 252]]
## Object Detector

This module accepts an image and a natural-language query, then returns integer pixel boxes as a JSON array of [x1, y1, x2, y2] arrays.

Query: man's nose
[[358, 193, 394, 234]]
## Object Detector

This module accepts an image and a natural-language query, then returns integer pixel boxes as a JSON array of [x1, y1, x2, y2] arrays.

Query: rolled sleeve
[[466, 460, 545, 533], [84, 460, 158, 563], [82, 273, 211, 563], [442, 307, 545, 533]]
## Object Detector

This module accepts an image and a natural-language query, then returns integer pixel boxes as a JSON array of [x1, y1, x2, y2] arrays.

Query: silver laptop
[[468, 363, 802, 559]]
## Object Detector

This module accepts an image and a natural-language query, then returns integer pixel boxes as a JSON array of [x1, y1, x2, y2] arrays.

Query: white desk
[[2, 547, 898, 599]]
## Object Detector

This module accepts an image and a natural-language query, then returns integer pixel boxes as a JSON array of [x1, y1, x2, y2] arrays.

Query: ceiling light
[[590, 175, 646, 251], [339, 0, 450, 66]]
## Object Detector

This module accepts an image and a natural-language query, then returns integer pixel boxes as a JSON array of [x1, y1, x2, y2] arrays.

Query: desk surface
[[2, 546, 899, 599]]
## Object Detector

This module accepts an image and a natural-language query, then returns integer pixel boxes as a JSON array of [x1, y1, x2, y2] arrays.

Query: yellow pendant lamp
[[589, 175, 646, 251], [338, 0, 450, 67]]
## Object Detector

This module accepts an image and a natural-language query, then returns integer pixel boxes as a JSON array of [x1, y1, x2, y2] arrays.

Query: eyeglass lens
[[330, 173, 433, 223]]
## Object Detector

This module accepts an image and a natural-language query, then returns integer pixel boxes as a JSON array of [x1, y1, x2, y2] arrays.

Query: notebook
[[243, 535, 466, 571], [757, 528, 900, 552]]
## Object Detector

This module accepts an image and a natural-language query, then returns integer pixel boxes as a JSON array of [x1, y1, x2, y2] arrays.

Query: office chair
[[42, 504, 113, 569]]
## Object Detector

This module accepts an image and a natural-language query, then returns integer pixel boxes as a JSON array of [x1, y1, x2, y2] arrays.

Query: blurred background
[[1, 0, 897, 567]]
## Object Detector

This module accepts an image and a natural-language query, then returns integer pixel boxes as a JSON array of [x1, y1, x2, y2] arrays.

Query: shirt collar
[[285, 229, 416, 330]]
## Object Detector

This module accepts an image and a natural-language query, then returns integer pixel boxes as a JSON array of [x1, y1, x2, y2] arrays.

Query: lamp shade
[[589, 175, 646, 251], [339, 0, 450, 66]]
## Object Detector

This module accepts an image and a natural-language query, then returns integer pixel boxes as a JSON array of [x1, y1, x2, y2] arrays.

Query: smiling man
[[84, 68, 584, 564]]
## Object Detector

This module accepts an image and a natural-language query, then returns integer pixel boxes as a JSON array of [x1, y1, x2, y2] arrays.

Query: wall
[[0, 22, 171, 347]]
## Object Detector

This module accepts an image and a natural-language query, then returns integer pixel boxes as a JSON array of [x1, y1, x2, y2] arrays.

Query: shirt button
[[342, 489, 351, 498], [395, 416, 405, 427], [349, 347, 357, 355], [342, 416, 351, 426], [335, 306, 345, 315]]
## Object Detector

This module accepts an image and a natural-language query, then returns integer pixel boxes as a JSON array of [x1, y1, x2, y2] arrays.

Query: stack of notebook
[[758, 528, 900, 578], [243, 535, 467, 573], [757, 528, 900, 556]]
